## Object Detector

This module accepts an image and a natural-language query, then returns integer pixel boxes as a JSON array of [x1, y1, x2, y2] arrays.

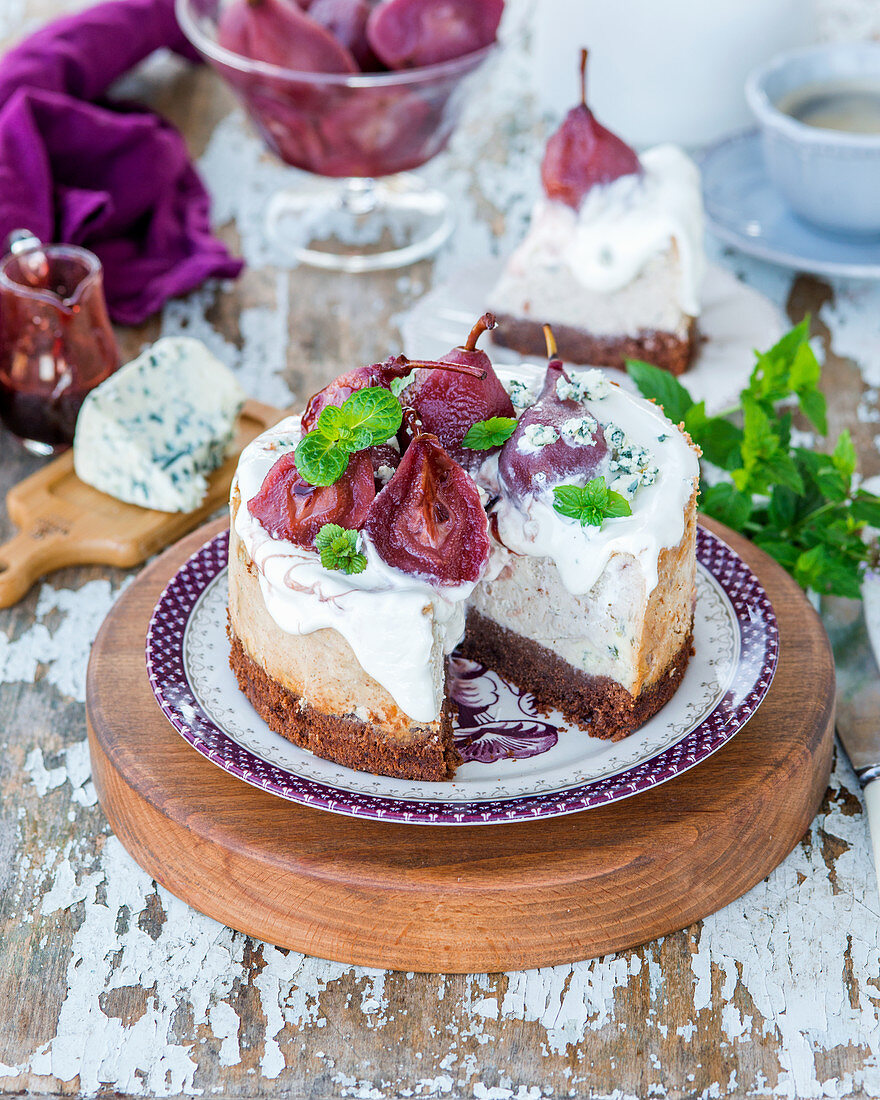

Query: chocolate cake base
[[229, 631, 461, 781], [458, 611, 695, 741], [492, 315, 696, 376]]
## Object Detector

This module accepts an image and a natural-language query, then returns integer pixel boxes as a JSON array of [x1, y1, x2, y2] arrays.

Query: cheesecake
[[227, 320, 700, 780]]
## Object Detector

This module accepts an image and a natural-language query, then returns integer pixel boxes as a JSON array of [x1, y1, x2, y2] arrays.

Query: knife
[[829, 574, 880, 903]]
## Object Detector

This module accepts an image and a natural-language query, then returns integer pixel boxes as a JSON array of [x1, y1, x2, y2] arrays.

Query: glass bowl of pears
[[177, 0, 501, 271]]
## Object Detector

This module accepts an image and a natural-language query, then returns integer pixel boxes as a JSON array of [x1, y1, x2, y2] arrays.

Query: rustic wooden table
[[1, 3, 880, 1098]]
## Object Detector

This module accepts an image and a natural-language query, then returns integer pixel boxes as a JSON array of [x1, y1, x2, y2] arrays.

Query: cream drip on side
[[233, 416, 479, 724]]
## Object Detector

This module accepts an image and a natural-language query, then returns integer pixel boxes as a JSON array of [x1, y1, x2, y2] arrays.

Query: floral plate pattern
[[146, 528, 778, 825]]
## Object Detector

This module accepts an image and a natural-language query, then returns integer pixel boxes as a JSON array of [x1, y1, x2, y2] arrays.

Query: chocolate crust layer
[[229, 630, 461, 781], [458, 611, 695, 742], [492, 315, 696, 376]]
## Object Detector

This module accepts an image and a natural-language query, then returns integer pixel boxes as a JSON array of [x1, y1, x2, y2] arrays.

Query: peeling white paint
[[0, 578, 125, 702]]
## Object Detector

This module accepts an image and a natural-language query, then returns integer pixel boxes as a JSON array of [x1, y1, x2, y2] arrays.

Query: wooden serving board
[[0, 400, 282, 607], [86, 517, 835, 973]]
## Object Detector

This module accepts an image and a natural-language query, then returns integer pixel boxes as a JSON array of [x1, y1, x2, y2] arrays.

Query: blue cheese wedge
[[73, 337, 246, 513]]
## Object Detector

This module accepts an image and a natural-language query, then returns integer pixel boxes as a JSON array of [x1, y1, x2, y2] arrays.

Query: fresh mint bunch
[[295, 387, 402, 487], [314, 524, 367, 575], [462, 416, 518, 450], [553, 477, 632, 528], [627, 319, 880, 598]]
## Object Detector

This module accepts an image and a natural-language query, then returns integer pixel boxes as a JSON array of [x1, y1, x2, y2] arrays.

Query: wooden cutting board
[[86, 516, 835, 973], [0, 400, 282, 607]]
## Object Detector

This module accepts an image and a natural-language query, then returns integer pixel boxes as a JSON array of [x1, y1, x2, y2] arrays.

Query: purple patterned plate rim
[[145, 527, 779, 826]]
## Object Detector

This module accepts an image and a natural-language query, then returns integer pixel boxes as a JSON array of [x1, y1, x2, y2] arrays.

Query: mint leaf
[[389, 375, 410, 398], [699, 482, 752, 530], [462, 416, 518, 450], [767, 485, 797, 531], [294, 432, 350, 487], [684, 401, 743, 470], [754, 537, 800, 572], [552, 477, 632, 528], [832, 429, 857, 478], [314, 523, 367, 575], [316, 404, 346, 437], [798, 388, 828, 435], [852, 491, 880, 527], [604, 494, 633, 519], [294, 386, 402, 486], [342, 386, 402, 446], [626, 359, 693, 424], [789, 338, 821, 393]]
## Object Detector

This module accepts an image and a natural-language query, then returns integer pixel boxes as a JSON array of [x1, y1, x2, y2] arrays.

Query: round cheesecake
[[228, 358, 700, 781]]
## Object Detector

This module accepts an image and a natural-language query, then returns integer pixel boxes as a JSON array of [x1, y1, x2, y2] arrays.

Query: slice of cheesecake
[[487, 51, 705, 376], [489, 145, 704, 376]]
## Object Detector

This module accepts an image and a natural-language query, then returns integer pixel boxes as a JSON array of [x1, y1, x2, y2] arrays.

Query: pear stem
[[399, 358, 487, 381], [543, 324, 558, 360], [464, 312, 497, 352], [579, 48, 588, 108]]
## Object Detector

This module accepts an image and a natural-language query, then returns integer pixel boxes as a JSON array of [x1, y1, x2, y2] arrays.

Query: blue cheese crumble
[[506, 378, 538, 411], [556, 368, 611, 403], [607, 422, 659, 498], [519, 423, 559, 452], [73, 337, 246, 513], [560, 414, 598, 445]]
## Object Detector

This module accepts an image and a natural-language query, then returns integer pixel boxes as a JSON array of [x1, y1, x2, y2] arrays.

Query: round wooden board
[[86, 517, 835, 974]]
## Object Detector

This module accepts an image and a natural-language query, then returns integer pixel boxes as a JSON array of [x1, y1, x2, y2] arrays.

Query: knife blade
[[829, 574, 880, 903]]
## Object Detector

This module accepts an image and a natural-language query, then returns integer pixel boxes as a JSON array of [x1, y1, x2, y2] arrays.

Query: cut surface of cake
[[488, 52, 705, 375], [228, 317, 700, 780]]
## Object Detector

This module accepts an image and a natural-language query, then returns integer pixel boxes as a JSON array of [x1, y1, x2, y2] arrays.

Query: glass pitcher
[[0, 235, 119, 454]]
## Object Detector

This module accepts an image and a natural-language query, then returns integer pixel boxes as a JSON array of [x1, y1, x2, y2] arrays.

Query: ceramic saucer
[[702, 129, 880, 278]]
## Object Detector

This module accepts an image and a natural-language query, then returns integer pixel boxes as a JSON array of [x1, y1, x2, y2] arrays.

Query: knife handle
[[864, 779, 880, 906]]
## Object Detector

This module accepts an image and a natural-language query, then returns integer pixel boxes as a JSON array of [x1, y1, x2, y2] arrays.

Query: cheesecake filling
[[488, 144, 705, 333], [234, 417, 478, 724], [481, 372, 700, 599]]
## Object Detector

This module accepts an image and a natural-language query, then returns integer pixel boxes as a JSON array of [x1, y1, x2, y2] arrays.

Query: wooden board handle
[[0, 528, 70, 606]]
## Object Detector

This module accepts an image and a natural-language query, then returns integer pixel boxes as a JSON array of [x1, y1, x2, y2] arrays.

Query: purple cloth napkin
[[0, 0, 243, 325]]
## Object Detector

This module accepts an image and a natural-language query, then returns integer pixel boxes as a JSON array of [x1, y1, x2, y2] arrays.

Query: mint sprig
[[553, 477, 632, 528], [295, 387, 402, 487], [462, 416, 518, 450], [626, 319, 880, 599], [314, 524, 367, 575]]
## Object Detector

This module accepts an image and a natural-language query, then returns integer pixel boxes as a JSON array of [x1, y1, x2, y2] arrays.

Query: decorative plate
[[702, 129, 880, 279], [146, 527, 779, 825], [399, 259, 784, 418]]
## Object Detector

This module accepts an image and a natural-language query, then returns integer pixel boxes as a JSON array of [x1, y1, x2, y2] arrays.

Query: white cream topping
[[233, 416, 479, 723], [487, 372, 699, 597], [498, 144, 704, 317]]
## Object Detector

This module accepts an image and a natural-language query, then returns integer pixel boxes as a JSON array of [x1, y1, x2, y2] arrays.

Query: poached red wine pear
[[307, 0, 383, 70], [302, 354, 486, 431], [217, 0, 358, 73], [405, 313, 515, 471], [364, 433, 490, 585], [541, 48, 640, 210], [366, 0, 503, 69], [248, 448, 375, 548], [498, 329, 608, 499]]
